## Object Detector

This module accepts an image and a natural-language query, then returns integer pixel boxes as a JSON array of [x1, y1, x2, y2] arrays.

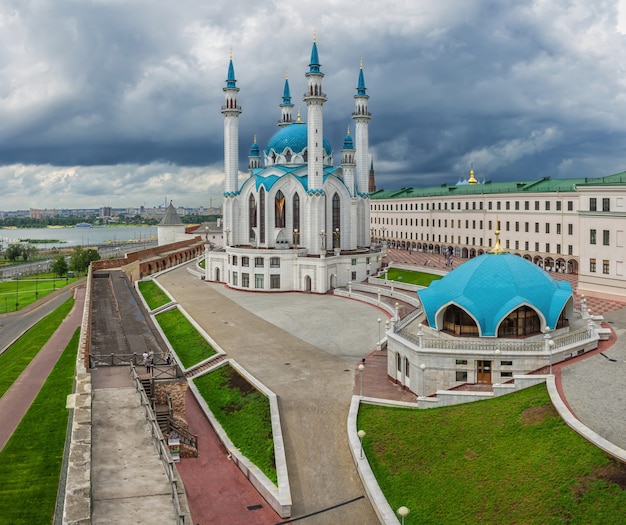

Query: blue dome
[[418, 253, 572, 337], [264, 122, 332, 158]]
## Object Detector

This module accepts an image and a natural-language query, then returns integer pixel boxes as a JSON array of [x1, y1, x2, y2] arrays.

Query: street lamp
[[397, 506, 410, 525], [15, 272, 20, 310], [333, 227, 340, 249], [358, 363, 365, 396], [377, 288, 381, 303], [549, 339, 555, 375], [319, 230, 326, 252], [420, 363, 427, 398], [357, 429, 366, 459], [377, 318, 382, 341], [205, 226, 209, 241], [35, 264, 40, 298], [293, 228, 299, 246]]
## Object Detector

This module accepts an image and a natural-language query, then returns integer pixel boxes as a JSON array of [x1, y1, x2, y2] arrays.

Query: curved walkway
[[0, 287, 84, 451]]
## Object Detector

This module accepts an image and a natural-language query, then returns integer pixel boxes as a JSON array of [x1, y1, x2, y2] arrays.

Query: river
[[0, 225, 158, 250]]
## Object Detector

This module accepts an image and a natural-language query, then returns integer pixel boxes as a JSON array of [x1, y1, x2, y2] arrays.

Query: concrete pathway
[[0, 287, 85, 451], [156, 267, 382, 525]]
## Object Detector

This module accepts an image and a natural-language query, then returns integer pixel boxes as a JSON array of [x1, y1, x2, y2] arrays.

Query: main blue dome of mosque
[[418, 253, 573, 337], [264, 122, 333, 158]]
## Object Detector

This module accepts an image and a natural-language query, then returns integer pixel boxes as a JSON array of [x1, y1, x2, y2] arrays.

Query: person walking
[[143, 350, 150, 373]]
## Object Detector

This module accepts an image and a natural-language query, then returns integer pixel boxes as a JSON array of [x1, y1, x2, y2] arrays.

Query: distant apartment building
[[370, 170, 626, 301], [29, 208, 58, 219]]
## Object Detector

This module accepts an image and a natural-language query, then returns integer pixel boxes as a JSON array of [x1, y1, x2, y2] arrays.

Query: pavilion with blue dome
[[205, 38, 381, 292], [386, 232, 599, 407]]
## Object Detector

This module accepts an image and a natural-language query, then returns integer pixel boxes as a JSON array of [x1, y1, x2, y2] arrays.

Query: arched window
[[293, 193, 300, 232], [248, 195, 257, 241], [442, 305, 479, 337], [497, 306, 541, 337], [260, 187, 266, 244], [332, 193, 340, 248], [275, 190, 286, 228]]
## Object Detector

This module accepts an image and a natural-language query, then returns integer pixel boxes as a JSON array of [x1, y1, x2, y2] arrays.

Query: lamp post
[[205, 226, 209, 241], [319, 230, 326, 252], [15, 272, 20, 310], [377, 288, 381, 303], [377, 318, 382, 341], [35, 264, 40, 298], [420, 363, 427, 398], [293, 228, 299, 246], [334, 227, 340, 249], [358, 363, 365, 397], [225, 228, 231, 247], [397, 506, 410, 525], [357, 429, 366, 459], [549, 339, 555, 375]]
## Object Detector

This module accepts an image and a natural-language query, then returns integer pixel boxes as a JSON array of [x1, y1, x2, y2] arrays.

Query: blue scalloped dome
[[264, 122, 332, 158], [418, 253, 572, 336]]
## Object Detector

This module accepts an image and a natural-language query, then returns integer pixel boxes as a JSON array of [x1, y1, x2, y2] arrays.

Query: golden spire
[[229, 47, 232, 60], [313, 28, 317, 43], [346, 125, 351, 135], [360, 57, 363, 69], [286, 67, 288, 79], [296, 107, 302, 123], [468, 162, 477, 184], [492, 217, 504, 254], [253, 134, 257, 144]]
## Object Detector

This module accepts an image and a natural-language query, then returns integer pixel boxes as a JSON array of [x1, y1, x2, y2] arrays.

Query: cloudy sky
[[2, 0, 626, 211]]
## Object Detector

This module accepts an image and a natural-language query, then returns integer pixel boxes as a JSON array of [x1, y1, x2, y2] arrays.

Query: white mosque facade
[[204, 41, 382, 292]]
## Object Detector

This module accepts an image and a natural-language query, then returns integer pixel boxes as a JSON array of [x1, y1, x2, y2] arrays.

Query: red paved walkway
[[176, 389, 281, 525], [0, 287, 85, 451]]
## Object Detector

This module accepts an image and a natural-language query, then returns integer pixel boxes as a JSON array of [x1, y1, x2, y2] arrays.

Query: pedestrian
[[148, 348, 155, 367], [142, 351, 150, 373], [166, 352, 172, 365]]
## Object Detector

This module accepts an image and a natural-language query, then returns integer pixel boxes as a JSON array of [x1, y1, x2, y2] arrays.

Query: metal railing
[[130, 364, 187, 524]]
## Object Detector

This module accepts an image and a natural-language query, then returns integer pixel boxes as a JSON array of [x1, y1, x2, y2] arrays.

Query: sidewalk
[[0, 287, 85, 451]]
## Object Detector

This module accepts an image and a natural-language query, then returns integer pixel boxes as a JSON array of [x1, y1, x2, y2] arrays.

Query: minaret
[[353, 58, 371, 196], [248, 135, 261, 173], [221, 49, 241, 245], [341, 126, 356, 196], [222, 50, 241, 194], [368, 158, 376, 193], [303, 33, 327, 191], [278, 69, 293, 127]]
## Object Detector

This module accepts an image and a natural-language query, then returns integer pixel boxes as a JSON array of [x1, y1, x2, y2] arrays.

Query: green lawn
[[0, 297, 75, 398], [359, 384, 626, 524], [0, 273, 79, 313], [137, 279, 171, 310], [194, 365, 276, 484], [155, 307, 217, 368], [384, 268, 442, 287], [0, 328, 80, 524]]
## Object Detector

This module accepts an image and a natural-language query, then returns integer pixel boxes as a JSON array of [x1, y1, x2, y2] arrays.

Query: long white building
[[370, 169, 626, 301]]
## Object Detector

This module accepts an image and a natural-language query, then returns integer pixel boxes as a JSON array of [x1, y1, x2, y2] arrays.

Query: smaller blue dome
[[343, 132, 354, 150], [249, 141, 260, 156], [418, 253, 572, 337], [264, 122, 332, 158]]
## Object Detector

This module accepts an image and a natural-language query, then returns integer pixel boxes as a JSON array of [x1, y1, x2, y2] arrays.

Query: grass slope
[[194, 365, 276, 484], [155, 307, 216, 368], [0, 328, 80, 524], [137, 280, 171, 310], [359, 384, 626, 524], [0, 297, 74, 398]]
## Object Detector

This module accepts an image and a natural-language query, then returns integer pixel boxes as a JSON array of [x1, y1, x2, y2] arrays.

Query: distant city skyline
[[3, 1, 626, 209]]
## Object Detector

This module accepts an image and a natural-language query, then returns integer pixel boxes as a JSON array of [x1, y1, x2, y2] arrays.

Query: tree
[[51, 255, 68, 277], [22, 244, 38, 261], [5, 244, 22, 262], [69, 246, 101, 274]]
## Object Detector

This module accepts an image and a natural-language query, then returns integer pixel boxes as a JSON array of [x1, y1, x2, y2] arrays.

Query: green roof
[[370, 170, 626, 199]]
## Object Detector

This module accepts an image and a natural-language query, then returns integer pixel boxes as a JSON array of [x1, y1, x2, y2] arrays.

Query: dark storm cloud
[[1, 0, 626, 208]]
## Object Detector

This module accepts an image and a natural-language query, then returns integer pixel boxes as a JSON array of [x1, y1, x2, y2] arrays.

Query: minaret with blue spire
[[303, 32, 328, 254], [278, 69, 293, 127], [303, 32, 327, 192], [221, 49, 241, 244], [341, 126, 356, 197], [248, 135, 261, 173], [352, 58, 372, 247], [353, 58, 372, 196]]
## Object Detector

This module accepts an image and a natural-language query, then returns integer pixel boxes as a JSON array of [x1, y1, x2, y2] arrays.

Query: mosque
[[203, 39, 383, 292]]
